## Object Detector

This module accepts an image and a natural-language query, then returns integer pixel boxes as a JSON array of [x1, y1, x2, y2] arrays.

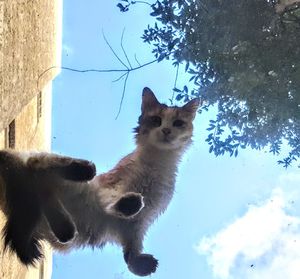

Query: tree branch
[[37, 34, 159, 118], [112, 72, 128, 83], [131, 1, 152, 7], [134, 54, 141, 67], [121, 28, 132, 69], [102, 31, 129, 69], [171, 63, 180, 105], [115, 72, 130, 119]]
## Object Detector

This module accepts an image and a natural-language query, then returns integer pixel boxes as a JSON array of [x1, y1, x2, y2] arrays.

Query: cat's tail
[[2, 187, 43, 265], [3, 206, 43, 265], [0, 150, 43, 265]]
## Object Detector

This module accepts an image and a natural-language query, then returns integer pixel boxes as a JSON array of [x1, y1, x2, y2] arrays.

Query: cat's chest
[[136, 161, 175, 185], [132, 164, 176, 206]]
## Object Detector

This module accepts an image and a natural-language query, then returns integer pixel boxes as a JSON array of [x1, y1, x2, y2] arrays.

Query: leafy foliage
[[117, 0, 300, 167]]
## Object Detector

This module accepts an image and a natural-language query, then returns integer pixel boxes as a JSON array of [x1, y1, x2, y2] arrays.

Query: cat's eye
[[149, 116, 162, 127], [173, 119, 185, 127]]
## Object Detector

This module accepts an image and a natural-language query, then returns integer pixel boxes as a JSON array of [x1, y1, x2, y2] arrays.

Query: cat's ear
[[142, 87, 160, 112], [182, 98, 200, 119]]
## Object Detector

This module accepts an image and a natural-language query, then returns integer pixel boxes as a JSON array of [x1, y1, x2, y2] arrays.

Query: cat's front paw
[[60, 160, 96, 181], [43, 200, 77, 244], [48, 216, 77, 244], [127, 254, 158, 277], [113, 192, 144, 218]]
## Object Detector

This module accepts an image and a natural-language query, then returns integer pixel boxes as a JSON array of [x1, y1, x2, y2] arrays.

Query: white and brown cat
[[0, 87, 199, 276]]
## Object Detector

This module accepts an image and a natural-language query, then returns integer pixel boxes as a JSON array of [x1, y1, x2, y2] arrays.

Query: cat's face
[[135, 88, 199, 150]]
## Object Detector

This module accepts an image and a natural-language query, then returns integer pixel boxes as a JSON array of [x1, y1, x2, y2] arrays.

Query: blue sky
[[51, 1, 300, 278]]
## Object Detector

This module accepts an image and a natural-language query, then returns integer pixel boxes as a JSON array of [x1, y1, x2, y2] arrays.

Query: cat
[[0, 87, 199, 276]]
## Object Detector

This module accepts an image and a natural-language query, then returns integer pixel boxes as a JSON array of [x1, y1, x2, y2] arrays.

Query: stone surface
[[0, 83, 53, 279], [0, 0, 62, 278], [0, 0, 61, 132]]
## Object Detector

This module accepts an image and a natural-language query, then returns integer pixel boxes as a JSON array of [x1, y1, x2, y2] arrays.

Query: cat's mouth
[[161, 136, 173, 144]]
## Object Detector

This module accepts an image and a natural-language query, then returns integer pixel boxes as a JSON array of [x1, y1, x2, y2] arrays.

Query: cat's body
[[0, 88, 199, 276]]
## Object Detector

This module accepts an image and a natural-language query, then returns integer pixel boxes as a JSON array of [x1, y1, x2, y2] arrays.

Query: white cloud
[[197, 188, 300, 279]]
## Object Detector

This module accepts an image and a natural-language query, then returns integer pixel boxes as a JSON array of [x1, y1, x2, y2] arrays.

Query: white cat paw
[[107, 192, 144, 219]]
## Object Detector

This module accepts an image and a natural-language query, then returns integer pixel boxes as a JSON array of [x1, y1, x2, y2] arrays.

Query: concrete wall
[[0, 0, 62, 132], [0, 0, 62, 278], [0, 83, 53, 279]]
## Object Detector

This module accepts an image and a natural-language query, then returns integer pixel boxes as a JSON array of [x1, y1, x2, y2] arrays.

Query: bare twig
[[37, 60, 158, 90], [37, 34, 160, 119], [171, 63, 180, 104], [112, 72, 128, 83], [115, 72, 130, 119], [132, 1, 152, 7], [134, 54, 141, 67], [102, 31, 129, 69], [121, 29, 132, 69]]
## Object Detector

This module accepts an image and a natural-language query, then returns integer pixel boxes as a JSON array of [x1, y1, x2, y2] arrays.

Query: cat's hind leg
[[122, 233, 158, 276], [125, 253, 158, 277], [27, 153, 96, 181]]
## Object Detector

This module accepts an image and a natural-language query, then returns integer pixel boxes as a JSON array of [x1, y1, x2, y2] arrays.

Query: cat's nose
[[162, 128, 171, 135]]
